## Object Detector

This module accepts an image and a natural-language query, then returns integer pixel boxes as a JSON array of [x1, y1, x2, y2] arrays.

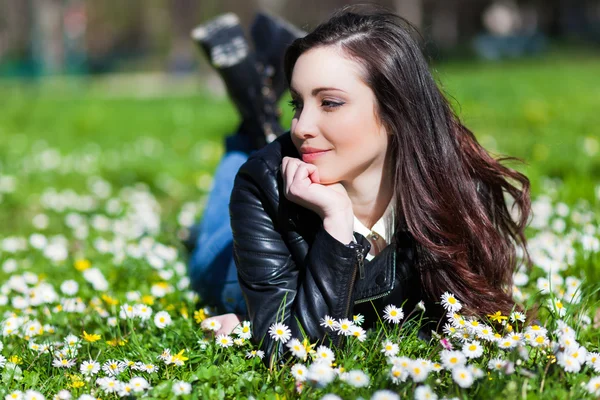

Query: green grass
[[0, 55, 598, 399]]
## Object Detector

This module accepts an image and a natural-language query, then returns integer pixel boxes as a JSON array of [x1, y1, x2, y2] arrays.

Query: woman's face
[[289, 46, 389, 184]]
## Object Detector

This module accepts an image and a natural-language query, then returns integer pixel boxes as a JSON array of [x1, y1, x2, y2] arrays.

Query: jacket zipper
[[334, 246, 365, 347], [354, 249, 397, 305]]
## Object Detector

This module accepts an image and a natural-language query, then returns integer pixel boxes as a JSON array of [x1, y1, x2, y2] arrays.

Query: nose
[[291, 106, 318, 141]]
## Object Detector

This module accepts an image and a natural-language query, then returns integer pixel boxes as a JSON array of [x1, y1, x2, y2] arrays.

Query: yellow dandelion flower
[[142, 295, 155, 305], [101, 294, 119, 306], [74, 259, 91, 271], [82, 331, 101, 343], [487, 311, 508, 323], [194, 309, 207, 324]]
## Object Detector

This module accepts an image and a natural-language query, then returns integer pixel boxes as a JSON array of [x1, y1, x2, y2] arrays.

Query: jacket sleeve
[[229, 157, 370, 366]]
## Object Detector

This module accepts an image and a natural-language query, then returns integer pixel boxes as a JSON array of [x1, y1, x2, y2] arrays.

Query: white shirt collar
[[353, 196, 396, 248]]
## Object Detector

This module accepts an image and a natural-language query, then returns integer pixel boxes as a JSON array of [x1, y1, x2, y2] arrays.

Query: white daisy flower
[[154, 311, 172, 329], [52, 357, 75, 368], [383, 305, 404, 324], [245, 349, 265, 359], [345, 370, 370, 388], [548, 298, 567, 317], [389, 364, 409, 384], [414, 385, 437, 400], [291, 363, 308, 382], [353, 314, 365, 326], [440, 292, 462, 312], [6, 391, 23, 400], [509, 311, 526, 323], [334, 318, 354, 335], [233, 321, 252, 339], [119, 303, 136, 319], [440, 350, 466, 370], [268, 322, 291, 343], [557, 352, 581, 373], [102, 359, 126, 376], [586, 376, 600, 396], [407, 360, 430, 382], [60, 280, 79, 296], [80, 360, 100, 375], [24, 391, 45, 400], [130, 376, 149, 392], [462, 340, 484, 359], [307, 362, 336, 385], [134, 304, 153, 321], [200, 318, 221, 332], [381, 341, 399, 357], [171, 381, 192, 395], [371, 389, 401, 400], [314, 345, 335, 365], [452, 366, 474, 388], [286, 338, 307, 360], [320, 315, 337, 330], [215, 334, 233, 348], [349, 325, 367, 342]]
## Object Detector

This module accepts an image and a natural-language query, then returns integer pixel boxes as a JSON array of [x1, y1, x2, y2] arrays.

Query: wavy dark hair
[[284, 5, 533, 324]]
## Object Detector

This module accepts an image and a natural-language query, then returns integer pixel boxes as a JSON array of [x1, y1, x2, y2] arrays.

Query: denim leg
[[188, 144, 249, 315]]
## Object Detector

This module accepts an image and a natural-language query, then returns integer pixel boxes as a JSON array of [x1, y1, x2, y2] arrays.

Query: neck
[[341, 152, 394, 230]]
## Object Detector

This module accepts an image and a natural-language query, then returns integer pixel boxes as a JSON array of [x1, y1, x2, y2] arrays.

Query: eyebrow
[[289, 86, 347, 96]]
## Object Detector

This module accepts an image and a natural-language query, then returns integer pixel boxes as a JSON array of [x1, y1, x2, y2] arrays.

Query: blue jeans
[[188, 134, 251, 315]]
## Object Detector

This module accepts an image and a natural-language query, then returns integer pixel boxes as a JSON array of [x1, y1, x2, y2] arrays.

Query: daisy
[[497, 337, 517, 350], [134, 304, 153, 321], [407, 360, 430, 383], [154, 311, 172, 329], [320, 315, 337, 330], [353, 314, 365, 326], [215, 334, 233, 348], [510, 311, 526, 323], [389, 365, 408, 384], [314, 345, 335, 365], [52, 357, 75, 368], [528, 333, 549, 348], [233, 321, 252, 339], [440, 350, 466, 370], [345, 370, 370, 388], [118, 383, 134, 397], [548, 298, 567, 317], [475, 324, 495, 342], [307, 362, 336, 385], [286, 338, 307, 360], [172, 381, 192, 395], [291, 363, 308, 382], [383, 304, 404, 324], [488, 357, 508, 371], [245, 350, 265, 359], [557, 352, 581, 373], [462, 341, 484, 359], [371, 390, 400, 400], [452, 366, 474, 388], [349, 325, 367, 342], [381, 341, 399, 357], [268, 322, 291, 343], [587, 376, 600, 396], [102, 359, 126, 376], [414, 385, 438, 400], [334, 318, 354, 335], [80, 360, 100, 375], [24, 391, 45, 400], [440, 292, 462, 312], [586, 352, 600, 372], [130, 377, 149, 392], [119, 303, 136, 319], [5, 392, 23, 400], [64, 334, 80, 348], [136, 362, 158, 373]]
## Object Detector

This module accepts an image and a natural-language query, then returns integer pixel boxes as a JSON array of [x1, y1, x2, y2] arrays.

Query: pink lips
[[301, 150, 330, 163]]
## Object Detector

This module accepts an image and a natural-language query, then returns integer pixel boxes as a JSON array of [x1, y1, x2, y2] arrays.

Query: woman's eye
[[288, 99, 302, 111], [322, 100, 344, 110]]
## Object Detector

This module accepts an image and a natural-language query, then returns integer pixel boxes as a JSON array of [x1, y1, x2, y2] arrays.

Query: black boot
[[191, 13, 283, 152]]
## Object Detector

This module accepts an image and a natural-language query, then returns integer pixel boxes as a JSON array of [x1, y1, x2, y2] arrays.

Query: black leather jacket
[[229, 133, 434, 365]]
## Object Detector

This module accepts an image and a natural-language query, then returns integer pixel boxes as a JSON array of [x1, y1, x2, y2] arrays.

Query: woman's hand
[[207, 313, 242, 336], [281, 157, 354, 243]]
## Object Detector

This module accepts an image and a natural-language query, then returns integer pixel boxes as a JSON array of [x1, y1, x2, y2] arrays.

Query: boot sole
[[191, 13, 240, 42]]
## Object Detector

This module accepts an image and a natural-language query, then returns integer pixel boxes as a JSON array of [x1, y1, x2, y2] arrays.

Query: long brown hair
[[284, 5, 532, 323]]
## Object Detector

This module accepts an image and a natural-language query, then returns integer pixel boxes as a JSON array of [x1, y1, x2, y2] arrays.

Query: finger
[[284, 159, 301, 193], [304, 163, 320, 183]]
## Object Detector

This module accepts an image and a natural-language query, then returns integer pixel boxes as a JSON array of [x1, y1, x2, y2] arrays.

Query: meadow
[[0, 53, 599, 399]]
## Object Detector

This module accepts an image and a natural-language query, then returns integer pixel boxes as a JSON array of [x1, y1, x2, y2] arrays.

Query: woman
[[195, 6, 531, 365]]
